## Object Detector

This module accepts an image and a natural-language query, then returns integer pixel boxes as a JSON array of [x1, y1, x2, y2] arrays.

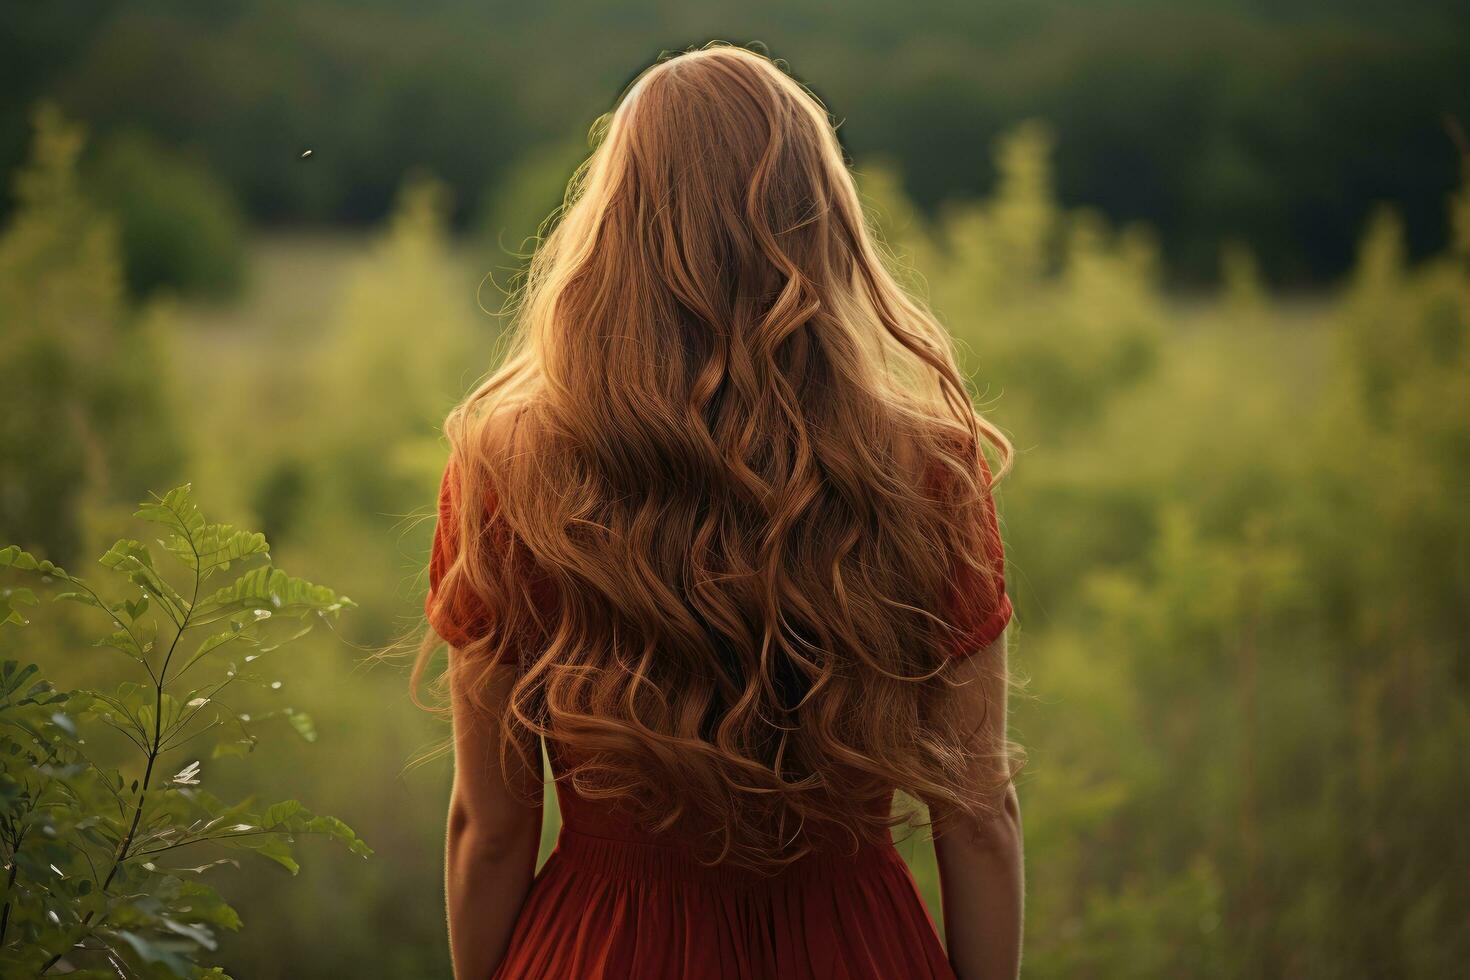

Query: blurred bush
[[170, 173, 494, 978], [868, 121, 1470, 978], [5, 0, 1467, 283], [475, 138, 590, 272], [0, 105, 188, 568], [87, 129, 247, 301]]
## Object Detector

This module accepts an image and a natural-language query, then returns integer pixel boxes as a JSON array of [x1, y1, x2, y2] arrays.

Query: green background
[[2, 2, 1467, 976]]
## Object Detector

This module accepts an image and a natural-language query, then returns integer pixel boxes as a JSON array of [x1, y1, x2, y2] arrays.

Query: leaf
[[135, 484, 207, 546], [166, 524, 271, 575], [0, 543, 76, 581], [212, 736, 256, 759], [195, 567, 353, 620], [99, 539, 188, 618], [14, 675, 68, 707], [0, 661, 40, 699], [171, 857, 241, 878], [157, 915, 217, 950], [94, 628, 147, 663], [261, 800, 373, 859], [302, 812, 374, 860], [179, 621, 255, 674], [263, 800, 304, 827], [1, 586, 39, 627], [111, 928, 196, 974], [0, 595, 26, 627], [243, 835, 299, 875], [285, 708, 317, 743], [254, 619, 315, 654], [99, 538, 154, 571], [174, 880, 242, 930], [53, 590, 106, 610], [137, 487, 272, 585], [122, 594, 150, 621]]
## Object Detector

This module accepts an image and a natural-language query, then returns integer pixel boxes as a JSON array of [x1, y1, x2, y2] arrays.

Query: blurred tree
[[87, 128, 247, 300], [310, 172, 488, 534], [475, 138, 591, 275], [198, 171, 489, 978], [8, 0, 1468, 282], [871, 118, 1469, 976], [0, 104, 187, 567]]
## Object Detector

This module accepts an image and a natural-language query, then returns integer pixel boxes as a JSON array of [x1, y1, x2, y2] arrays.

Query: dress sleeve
[[941, 449, 1014, 658], [424, 455, 500, 652]]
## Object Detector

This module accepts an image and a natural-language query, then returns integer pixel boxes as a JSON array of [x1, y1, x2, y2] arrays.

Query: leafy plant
[[0, 485, 369, 977]]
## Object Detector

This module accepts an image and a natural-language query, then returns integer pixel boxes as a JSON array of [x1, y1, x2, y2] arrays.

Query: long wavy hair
[[412, 43, 1020, 872]]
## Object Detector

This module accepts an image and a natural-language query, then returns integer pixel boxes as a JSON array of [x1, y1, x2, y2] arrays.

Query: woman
[[415, 43, 1023, 980]]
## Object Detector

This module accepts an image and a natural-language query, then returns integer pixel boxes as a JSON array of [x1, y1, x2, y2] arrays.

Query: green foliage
[[0, 488, 367, 977], [475, 138, 590, 269], [87, 129, 246, 301], [7, 1, 1468, 282], [863, 119, 1167, 440], [244, 172, 487, 641], [867, 123, 1470, 977], [0, 104, 188, 567], [160, 176, 488, 975]]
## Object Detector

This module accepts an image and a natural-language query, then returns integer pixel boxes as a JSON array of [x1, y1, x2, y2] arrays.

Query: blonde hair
[[413, 43, 1017, 871]]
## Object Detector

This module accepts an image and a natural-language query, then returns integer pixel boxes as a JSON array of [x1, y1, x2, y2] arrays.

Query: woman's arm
[[930, 629, 1025, 980], [445, 653, 544, 980]]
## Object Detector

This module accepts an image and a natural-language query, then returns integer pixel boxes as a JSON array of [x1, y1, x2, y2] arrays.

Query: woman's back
[[425, 432, 1012, 979], [416, 43, 1023, 980]]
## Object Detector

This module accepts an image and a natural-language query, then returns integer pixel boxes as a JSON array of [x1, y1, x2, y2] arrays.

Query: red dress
[[426, 453, 1013, 980]]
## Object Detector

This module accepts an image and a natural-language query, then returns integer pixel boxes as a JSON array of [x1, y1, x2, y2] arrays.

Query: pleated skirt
[[490, 827, 957, 979]]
